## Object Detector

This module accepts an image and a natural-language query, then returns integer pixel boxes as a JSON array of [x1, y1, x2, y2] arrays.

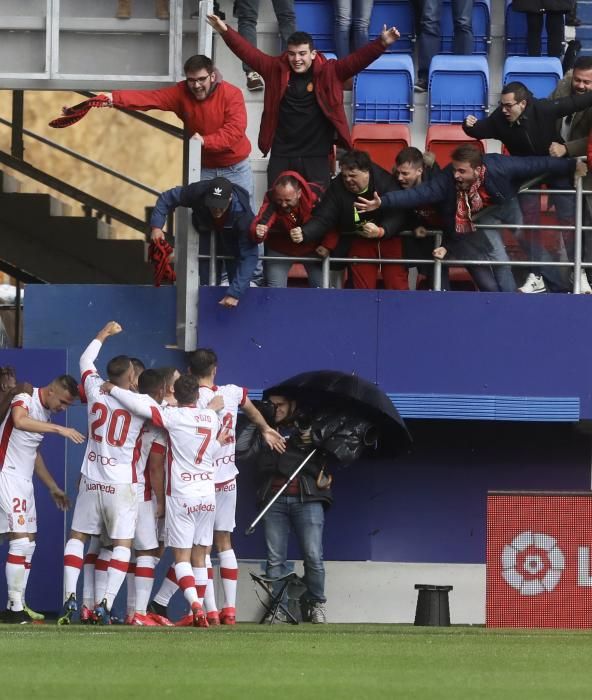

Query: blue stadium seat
[[428, 55, 489, 123], [294, 0, 335, 52], [440, 0, 491, 55], [353, 53, 414, 123], [503, 56, 562, 98], [505, 0, 550, 56], [368, 0, 416, 53]]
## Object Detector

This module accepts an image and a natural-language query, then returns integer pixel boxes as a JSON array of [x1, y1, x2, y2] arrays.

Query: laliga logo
[[501, 531, 565, 596]]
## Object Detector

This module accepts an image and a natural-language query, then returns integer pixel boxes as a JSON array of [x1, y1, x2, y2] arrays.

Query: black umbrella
[[263, 369, 412, 458], [245, 370, 411, 535]]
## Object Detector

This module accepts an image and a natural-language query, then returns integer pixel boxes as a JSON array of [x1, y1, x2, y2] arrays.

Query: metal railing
[[196, 171, 591, 294]]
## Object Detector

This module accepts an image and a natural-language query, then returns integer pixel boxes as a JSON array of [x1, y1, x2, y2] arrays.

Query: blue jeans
[[201, 157, 254, 210], [235, 0, 296, 73], [263, 496, 326, 603], [476, 199, 520, 293], [334, 0, 374, 57], [417, 0, 474, 80]]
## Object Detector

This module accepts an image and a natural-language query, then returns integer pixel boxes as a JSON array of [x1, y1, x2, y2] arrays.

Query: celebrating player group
[[0, 322, 285, 626]]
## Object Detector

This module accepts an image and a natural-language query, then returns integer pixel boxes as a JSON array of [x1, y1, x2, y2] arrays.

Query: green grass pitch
[[2, 624, 592, 699]]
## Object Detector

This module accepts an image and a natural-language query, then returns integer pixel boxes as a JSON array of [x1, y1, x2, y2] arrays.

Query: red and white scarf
[[455, 165, 487, 234]]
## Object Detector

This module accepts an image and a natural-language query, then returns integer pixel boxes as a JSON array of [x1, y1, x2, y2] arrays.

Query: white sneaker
[[518, 273, 546, 294], [310, 602, 327, 624]]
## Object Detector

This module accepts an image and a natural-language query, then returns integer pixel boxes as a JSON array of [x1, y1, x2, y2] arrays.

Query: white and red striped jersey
[[133, 422, 166, 502], [198, 383, 247, 484], [79, 339, 146, 485], [0, 389, 49, 481], [110, 387, 221, 500]]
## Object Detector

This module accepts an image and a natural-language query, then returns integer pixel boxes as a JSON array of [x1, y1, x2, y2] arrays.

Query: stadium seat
[[428, 55, 489, 123], [294, 0, 335, 52], [353, 53, 414, 123], [502, 56, 562, 98], [440, 0, 491, 55], [505, 0, 550, 56], [425, 124, 486, 168], [352, 123, 411, 171], [368, 0, 416, 53]]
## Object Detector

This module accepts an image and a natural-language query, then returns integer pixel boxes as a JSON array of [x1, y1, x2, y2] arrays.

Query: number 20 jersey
[[80, 372, 146, 485]]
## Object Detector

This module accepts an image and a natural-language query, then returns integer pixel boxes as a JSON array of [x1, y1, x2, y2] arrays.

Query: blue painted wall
[[17, 284, 592, 612], [0, 349, 68, 612]]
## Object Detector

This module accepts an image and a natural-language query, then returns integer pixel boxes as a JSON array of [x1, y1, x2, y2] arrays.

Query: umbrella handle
[[244, 449, 318, 536]]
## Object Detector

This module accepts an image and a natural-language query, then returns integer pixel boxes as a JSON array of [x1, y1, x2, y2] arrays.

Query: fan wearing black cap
[[151, 177, 258, 307]]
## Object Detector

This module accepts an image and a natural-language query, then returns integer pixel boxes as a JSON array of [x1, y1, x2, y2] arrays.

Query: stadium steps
[[0, 183, 152, 284]]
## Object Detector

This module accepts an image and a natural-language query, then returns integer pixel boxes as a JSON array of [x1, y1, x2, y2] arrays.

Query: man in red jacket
[[103, 54, 253, 201], [207, 14, 400, 189], [251, 171, 339, 287]]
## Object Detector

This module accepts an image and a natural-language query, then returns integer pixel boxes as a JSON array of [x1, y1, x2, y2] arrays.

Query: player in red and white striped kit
[[103, 373, 231, 627], [59, 321, 148, 625], [0, 374, 83, 623]]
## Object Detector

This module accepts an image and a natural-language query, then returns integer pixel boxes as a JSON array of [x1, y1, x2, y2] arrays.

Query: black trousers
[[267, 154, 331, 190]]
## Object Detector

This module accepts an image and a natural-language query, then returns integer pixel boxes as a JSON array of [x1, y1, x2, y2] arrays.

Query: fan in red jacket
[[104, 54, 253, 197], [207, 13, 400, 189], [251, 171, 339, 287]]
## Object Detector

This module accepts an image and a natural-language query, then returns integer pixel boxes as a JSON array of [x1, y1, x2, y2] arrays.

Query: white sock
[[134, 556, 157, 615], [6, 537, 28, 612], [203, 554, 218, 613], [82, 536, 100, 608], [218, 549, 238, 610], [94, 547, 112, 605], [63, 539, 85, 599], [192, 567, 208, 606], [22, 540, 36, 603], [153, 566, 178, 607], [174, 562, 197, 607], [126, 554, 136, 615], [104, 546, 131, 611]]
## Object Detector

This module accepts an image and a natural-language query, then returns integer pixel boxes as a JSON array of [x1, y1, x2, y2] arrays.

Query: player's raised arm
[[80, 321, 123, 376]]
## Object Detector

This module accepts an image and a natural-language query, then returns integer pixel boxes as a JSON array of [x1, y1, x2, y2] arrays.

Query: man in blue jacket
[[355, 146, 587, 292], [150, 177, 258, 307]]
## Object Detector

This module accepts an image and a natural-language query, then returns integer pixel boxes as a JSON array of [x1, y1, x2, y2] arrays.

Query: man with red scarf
[[355, 145, 587, 292], [251, 172, 339, 287]]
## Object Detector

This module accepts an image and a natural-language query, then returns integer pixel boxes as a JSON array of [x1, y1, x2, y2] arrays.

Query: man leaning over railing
[[463, 80, 592, 293], [150, 177, 258, 308], [294, 150, 408, 290], [355, 145, 587, 293], [251, 171, 341, 288]]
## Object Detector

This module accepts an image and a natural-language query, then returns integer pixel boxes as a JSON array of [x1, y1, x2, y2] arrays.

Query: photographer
[[236, 394, 332, 623]]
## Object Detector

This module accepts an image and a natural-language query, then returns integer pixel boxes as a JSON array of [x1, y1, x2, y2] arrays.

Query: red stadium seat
[[351, 124, 411, 172], [425, 124, 486, 168]]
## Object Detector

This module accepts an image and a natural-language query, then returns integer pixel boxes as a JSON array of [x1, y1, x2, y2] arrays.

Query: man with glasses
[[463, 81, 592, 293], [102, 55, 253, 201]]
